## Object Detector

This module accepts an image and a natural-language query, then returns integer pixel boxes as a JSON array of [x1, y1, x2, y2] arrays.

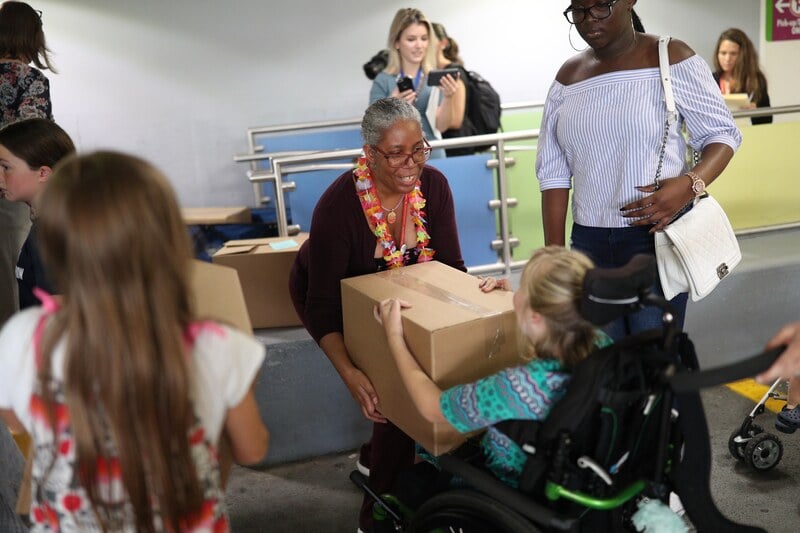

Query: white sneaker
[[669, 492, 686, 517]]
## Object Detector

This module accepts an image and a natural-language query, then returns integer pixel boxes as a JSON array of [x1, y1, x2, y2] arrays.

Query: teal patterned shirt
[[439, 333, 612, 487]]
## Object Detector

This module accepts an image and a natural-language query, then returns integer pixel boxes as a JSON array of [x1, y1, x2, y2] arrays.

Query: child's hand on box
[[374, 298, 412, 340], [478, 276, 511, 292], [374, 298, 448, 425]]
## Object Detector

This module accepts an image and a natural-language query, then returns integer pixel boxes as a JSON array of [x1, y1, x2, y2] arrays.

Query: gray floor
[[226, 384, 800, 533]]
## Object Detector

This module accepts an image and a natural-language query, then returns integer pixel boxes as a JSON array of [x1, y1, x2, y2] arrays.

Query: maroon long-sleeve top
[[289, 165, 466, 344]]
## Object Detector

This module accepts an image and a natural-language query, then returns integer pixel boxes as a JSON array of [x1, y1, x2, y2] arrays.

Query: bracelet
[[686, 171, 706, 197]]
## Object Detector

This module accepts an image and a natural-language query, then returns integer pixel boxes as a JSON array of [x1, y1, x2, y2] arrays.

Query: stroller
[[727, 378, 787, 472], [351, 254, 784, 532]]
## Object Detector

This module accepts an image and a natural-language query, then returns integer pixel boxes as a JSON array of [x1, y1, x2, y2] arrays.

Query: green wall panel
[[500, 109, 573, 260], [711, 121, 800, 229], [497, 111, 798, 262]]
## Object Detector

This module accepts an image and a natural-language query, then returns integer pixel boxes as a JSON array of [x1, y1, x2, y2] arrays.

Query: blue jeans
[[571, 223, 688, 341]]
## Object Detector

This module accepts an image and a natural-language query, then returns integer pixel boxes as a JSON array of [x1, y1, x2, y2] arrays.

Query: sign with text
[[767, 0, 800, 41]]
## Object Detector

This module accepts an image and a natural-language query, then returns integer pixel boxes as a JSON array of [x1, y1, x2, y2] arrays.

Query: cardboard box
[[342, 261, 519, 455], [212, 234, 308, 329], [189, 259, 252, 485], [17, 260, 251, 512], [182, 206, 251, 225], [190, 260, 252, 333]]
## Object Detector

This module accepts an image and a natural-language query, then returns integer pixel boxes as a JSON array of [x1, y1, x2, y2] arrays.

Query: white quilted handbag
[[655, 196, 741, 301], [653, 36, 741, 302]]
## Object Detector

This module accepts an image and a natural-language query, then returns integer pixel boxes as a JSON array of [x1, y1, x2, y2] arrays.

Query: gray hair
[[361, 97, 422, 146]]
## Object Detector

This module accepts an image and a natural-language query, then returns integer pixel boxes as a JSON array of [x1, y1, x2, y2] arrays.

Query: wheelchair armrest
[[438, 455, 578, 532]]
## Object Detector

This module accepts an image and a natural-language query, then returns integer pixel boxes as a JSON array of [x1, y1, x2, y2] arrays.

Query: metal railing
[[247, 130, 539, 276], [239, 102, 797, 153], [243, 100, 546, 154], [235, 100, 545, 209], [730, 104, 800, 120], [235, 103, 800, 275], [236, 103, 799, 168]]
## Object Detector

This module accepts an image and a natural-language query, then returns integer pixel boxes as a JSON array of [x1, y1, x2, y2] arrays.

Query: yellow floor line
[[725, 379, 784, 413]]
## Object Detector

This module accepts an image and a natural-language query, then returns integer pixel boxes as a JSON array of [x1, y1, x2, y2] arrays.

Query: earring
[[568, 24, 588, 52]]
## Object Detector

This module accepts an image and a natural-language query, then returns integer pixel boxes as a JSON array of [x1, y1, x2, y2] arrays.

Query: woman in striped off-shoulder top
[[536, 0, 741, 340]]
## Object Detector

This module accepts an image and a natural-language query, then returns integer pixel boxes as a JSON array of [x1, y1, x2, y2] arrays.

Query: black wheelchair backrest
[[580, 254, 658, 326]]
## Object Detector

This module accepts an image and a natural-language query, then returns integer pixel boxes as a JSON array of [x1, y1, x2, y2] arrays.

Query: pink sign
[[768, 0, 800, 41]]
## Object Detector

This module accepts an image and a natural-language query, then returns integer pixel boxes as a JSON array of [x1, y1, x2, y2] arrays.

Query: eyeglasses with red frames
[[563, 0, 620, 25], [371, 139, 432, 168]]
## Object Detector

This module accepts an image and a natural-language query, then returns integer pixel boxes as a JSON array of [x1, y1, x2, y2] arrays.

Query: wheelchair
[[351, 254, 783, 533]]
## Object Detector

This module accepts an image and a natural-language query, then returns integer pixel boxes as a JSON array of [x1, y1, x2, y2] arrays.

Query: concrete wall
[[38, 0, 761, 208]]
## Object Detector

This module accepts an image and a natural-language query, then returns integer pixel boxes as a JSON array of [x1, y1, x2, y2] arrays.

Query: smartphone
[[427, 68, 460, 87], [396, 76, 414, 93]]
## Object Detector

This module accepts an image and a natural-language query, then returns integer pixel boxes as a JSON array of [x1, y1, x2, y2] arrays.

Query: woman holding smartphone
[[369, 8, 463, 158]]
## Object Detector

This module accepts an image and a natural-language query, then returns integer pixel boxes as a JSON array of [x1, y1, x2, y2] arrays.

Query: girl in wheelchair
[[374, 246, 610, 490], [369, 247, 770, 532]]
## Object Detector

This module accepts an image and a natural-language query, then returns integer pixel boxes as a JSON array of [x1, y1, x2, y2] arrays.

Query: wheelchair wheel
[[409, 489, 541, 533], [744, 432, 783, 471], [728, 424, 763, 462]]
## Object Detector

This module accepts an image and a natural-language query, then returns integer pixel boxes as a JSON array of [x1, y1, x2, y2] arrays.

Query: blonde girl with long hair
[[374, 246, 610, 486], [0, 151, 268, 531]]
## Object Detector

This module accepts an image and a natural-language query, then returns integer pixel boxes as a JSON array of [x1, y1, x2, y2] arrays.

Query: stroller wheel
[[728, 424, 763, 462], [744, 433, 783, 471]]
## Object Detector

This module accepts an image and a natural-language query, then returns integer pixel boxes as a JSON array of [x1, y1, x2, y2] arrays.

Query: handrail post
[[247, 123, 264, 206], [272, 160, 290, 237], [495, 139, 513, 278]]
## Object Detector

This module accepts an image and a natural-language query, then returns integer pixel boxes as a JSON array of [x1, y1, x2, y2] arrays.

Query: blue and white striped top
[[536, 55, 742, 228]]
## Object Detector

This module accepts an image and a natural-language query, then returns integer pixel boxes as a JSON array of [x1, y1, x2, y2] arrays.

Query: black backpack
[[462, 69, 501, 136], [442, 66, 502, 156]]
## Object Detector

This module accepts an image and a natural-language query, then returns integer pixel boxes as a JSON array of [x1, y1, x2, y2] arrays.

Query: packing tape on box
[[377, 268, 507, 359]]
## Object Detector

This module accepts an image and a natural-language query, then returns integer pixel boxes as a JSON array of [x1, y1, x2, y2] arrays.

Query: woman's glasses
[[563, 0, 620, 25], [371, 139, 432, 168]]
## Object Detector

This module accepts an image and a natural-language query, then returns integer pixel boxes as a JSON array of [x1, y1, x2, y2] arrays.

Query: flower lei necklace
[[353, 156, 435, 269]]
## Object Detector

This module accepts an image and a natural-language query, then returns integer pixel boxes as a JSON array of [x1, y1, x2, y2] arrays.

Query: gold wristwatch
[[686, 171, 705, 197]]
